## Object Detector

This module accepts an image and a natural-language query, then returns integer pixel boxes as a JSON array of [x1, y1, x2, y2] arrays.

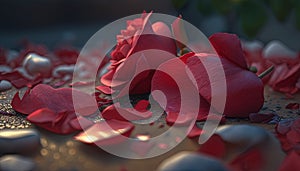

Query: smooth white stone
[[242, 40, 264, 52], [263, 40, 298, 59], [0, 65, 12, 73], [0, 129, 40, 155], [0, 80, 12, 92], [23, 53, 52, 77], [0, 155, 35, 171], [52, 65, 75, 78], [158, 151, 228, 171], [6, 50, 19, 63]]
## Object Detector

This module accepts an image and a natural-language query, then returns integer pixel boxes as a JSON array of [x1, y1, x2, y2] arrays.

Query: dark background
[[0, 0, 299, 50]]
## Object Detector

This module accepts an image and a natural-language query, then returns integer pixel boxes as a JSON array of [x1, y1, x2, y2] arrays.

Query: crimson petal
[[209, 33, 248, 69], [101, 103, 152, 121], [74, 119, 134, 146]]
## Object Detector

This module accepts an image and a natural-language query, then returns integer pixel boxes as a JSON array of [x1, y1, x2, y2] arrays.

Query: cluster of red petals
[[243, 40, 300, 94], [0, 42, 82, 89], [276, 118, 300, 153], [11, 84, 97, 134], [152, 33, 264, 121]]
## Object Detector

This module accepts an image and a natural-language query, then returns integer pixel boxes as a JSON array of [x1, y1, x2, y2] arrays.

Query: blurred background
[[0, 0, 299, 50]]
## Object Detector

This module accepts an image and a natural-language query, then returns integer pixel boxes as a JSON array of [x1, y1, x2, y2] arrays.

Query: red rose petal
[[286, 103, 300, 110], [11, 84, 97, 116], [74, 119, 134, 146], [198, 134, 226, 159], [166, 112, 194, 126], [209, 33, 248, 69], [279, 151, 300, 171], [273, 63, 300, 94], [0, 70, 32, 88], [101, 103, 152, 121], [187, 125, 203, 138], [186, 54, 264, 117], [276, 119, 293, 135], [27, 108, 77, 134], [286, 129, 300, 144], [69, 116, 94, 130], [229, 147, 264, 171], [134, 100, 150, 112], [249, 113, 276, 123]]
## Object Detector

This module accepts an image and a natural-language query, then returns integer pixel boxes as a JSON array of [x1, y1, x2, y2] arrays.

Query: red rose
[[97, 12, 177, 95]]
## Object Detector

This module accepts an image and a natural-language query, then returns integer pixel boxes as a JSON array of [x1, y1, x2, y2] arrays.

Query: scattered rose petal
[[69, 116, 94, 130], [198, 134, 226, 158], [278, 151, 300, 171], [74, 120, 134, 146], [12, 84, 97, 116], [229, 147, 263, 171], [286, 103, 300, 110], [27, 108, 77, 134], [199, 125, 285, 171], [166, 112, 193, 126], [249, 113, 277, 123], [101, 103, 152, 121], [134, 100, 150, 112], [187, 125, 203, 138]]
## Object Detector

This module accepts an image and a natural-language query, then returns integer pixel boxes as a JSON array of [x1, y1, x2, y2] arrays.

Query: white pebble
[[263, 40, 298, 60], [23, 53, 52, 77], [52, 65, 75, 78], [0, 129, 40, 155], [0, 155, 35, 171], [242, 40, 264, 52], [0, 65, 12, 73], [0, 80, 12, 92]]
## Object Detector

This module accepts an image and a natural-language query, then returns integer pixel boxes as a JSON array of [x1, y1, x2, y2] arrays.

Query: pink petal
[[11, 84, 97, 116], [166, 112, 194, 126], [27, 108, 77, 134], [101, 103, 152, 121], [187, 125, 203, 138], [69, 116, 94, 130], [74, 120, 134, 146], [198, 134, 226, 159], [279, 151, 300, 171], [134, 100, 150, 112], [209, 33, 248, 69], [229, 147, 264, 171]]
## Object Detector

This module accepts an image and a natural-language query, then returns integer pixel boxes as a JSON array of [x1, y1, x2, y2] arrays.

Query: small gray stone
[[0, 65, 12, 73], [0, 129, 40, 155], [0, 155, 35, 171], [0, 80, 12, 92], [52, 65, 75, 78], [157, 151, 228, 171], [263, 40, 297, 60], [23, 53, 52, 77]]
